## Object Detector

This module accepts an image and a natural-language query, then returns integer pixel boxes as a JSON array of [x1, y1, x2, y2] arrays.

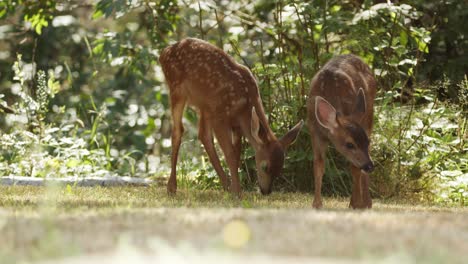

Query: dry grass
[[0, 185, 467, 264]]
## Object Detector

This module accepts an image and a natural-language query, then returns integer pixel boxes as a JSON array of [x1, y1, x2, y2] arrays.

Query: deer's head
[[250, 108, 303, 194], [314, 88, 374, 173]]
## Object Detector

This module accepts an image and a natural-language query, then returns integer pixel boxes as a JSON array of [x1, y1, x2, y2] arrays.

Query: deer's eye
[[345, 142, 355, 149]]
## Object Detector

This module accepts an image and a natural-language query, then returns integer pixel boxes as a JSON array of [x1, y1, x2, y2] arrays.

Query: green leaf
[[241, 199, 252, 208], [92, 43, 104, 55], [330, 5, 341, 13], [417, 40, 429, 53], [0, 9, 7, 19], [399, 31, 408, 46], [66, 159, 80, 168], [92, 9, 104, 19]]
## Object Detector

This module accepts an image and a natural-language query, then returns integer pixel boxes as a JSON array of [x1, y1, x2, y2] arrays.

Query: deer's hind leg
[[167, 92, 187, 194], [198, 112, 230, 190]]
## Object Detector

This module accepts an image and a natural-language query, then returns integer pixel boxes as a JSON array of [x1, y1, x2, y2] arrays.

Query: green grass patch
[[0, 185, 465, 213]]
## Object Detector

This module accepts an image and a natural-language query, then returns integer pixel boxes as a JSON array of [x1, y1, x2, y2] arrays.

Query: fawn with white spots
[[307, 54, 376, 209], [160, 38, 303, 195]]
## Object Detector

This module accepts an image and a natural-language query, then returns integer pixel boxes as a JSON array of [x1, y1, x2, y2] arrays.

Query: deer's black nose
[[361, 162, 375, 173]]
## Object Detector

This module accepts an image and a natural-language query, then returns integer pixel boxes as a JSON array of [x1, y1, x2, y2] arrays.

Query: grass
[[0, 184, 462, 212], [0, 185, 467, 264]]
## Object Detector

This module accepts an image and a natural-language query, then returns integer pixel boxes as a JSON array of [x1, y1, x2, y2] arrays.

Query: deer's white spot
[[233, 97, 247, 106], [222, 59, 229, 68], [233, 70, 242, 79], [231, 131, 236, 145], [335, 69, 356, 92]]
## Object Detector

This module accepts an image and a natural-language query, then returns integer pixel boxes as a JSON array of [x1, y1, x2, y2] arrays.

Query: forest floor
[[0, 185, 467, 264]]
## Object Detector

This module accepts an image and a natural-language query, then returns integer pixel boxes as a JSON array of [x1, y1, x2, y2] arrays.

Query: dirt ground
[[0, 186, 467, 264]]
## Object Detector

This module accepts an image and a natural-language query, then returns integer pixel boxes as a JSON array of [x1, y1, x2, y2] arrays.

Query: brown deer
[[307, 54, 376, 209], [159, 38, 303, 195]]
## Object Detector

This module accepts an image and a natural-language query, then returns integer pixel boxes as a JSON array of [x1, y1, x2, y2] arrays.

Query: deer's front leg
[[312, 155, 325, 209], [349, 165, 372, 209], [361, 172, 372, 208], [312, 135, 327, 209]]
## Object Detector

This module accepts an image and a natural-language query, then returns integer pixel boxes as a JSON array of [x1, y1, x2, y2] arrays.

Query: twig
[[198, 1, 205, 39]]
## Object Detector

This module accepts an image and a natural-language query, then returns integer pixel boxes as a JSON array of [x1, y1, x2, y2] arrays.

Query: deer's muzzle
[[361, 162, 375, 173]]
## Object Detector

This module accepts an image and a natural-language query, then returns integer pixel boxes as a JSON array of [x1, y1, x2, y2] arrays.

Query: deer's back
[[309, 55, 376, 112], [307, 54, 376, 136], [159, 38, 258, 118]]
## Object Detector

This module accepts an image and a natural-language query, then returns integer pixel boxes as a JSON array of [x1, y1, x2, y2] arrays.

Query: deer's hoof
[[349, 200, 371, 209], [312, 199, 323, 209], [230, 188, 242, 199], [167, 179, 177, 195], [167, 186, 177, 195], [221, 181, 230, 192]]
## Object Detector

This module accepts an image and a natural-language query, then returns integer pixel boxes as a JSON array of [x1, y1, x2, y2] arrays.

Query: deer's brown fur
[[160, 38, 303, 195], [307, 54, 377, 209]]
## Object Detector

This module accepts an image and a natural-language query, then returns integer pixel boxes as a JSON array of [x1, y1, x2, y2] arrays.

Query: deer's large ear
[[279, 120, 304, 149], [354, 88, 367, 115], [315, 96, 338, 131], [251, 107, 263, 145]]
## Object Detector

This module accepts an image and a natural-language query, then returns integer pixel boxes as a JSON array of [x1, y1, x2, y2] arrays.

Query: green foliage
[[412, 0, 468, 96], [348, 3, 431, 90], [1, 56, 111, 177], [0, 0, 466, 204], [372, 86, 467, 201]]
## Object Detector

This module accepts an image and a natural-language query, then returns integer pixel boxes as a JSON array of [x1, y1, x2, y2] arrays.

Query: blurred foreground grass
[[0, 185, 467, 264]]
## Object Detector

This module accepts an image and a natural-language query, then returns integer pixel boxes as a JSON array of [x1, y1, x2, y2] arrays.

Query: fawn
[[307, 54, 376, 209], [159, 38, 303, 195]]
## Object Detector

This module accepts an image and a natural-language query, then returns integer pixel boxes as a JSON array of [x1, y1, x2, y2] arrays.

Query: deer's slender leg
[[349, 165, 371, 209], [214, 123, 241, 196], [361, 172, 372, 208], [349, 165, 362, 209], [232, 128, 242, 171], [167, 93, 186, 194], [231, 128, 243, 192], [198, 112, 229, 190], [361, 128, 373, 208], [311, 133, 327, 209]]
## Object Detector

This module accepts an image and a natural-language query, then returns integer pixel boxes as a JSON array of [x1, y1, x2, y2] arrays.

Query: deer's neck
[[239, 102, 276, 151]]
